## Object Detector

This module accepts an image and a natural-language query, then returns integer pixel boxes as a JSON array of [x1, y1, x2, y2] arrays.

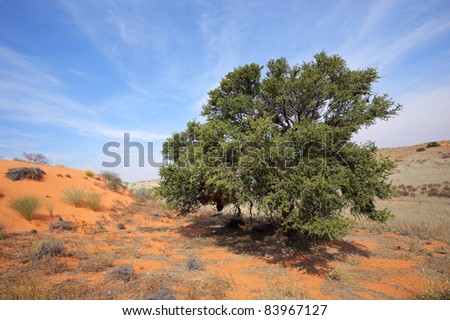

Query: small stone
[[117, 223, 126, 230]]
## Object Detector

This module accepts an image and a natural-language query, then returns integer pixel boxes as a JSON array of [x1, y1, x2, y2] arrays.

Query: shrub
[[6, 167, 46, 181], [62, 188, 85, 207], [30, 239, 65, 259], [426, 142, 441, 148], [100, 171, 124, 191], [84, 168, 95, 178], [416, 147, 426, 152], [85, 192, 102, 211], [50, 220, 76, 231], [8, 195, 41, 220], [107, 265, 135, 282], [54, 164, 65, 168], [22, 152, 50, 165], [186, 256, 204, 271], [133, 187, 154, 203]]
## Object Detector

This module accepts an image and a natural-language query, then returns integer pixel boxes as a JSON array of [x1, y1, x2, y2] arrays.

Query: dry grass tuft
[[8, 195, 41, 220], [181, 272, 231, 299], [262, 279, 308, 300], [78, 255, 114, 272]]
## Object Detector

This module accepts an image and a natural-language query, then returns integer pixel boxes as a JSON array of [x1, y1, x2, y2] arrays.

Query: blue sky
[[1, 0, 449, 182]]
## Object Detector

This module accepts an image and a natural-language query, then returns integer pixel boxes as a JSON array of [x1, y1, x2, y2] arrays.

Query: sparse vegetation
[[101, 171, 124, 191], [44, 199, 55, 217], [30, 239, 65, 259], [85, 192, 103, 211], [416, 147, 426, 152], [78, 255, 114, 272], [0, 224, 7, 240], [182, 273, 231, 299], [84, 168, 95, 178], [262, 280, 308, 300], [8, 195, 41, 220], [108, 265, 136, 282], [22, 152, 50, 165], [6, 167, 46, 181], [327, 265, 351, 281], [133, 187, 155, 204], [416, 280, 450, 300], [62, 187, 85, 207]]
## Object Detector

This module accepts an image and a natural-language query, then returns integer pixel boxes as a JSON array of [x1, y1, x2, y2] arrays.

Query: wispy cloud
[[0, 46, 168, 141]]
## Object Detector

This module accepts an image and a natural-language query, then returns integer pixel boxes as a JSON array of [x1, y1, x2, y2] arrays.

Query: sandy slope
[[0, 160, 133, 233]]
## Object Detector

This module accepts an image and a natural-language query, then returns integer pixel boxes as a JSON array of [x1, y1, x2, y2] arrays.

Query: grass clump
[[44, 199, 55, 217], [62, 187, 85, 207], [6, 167, 46, 181], [8, 195, 41, 220], [84, 168, 95, 178], [182, 273, 231, 299], [133, 187, 155, 203], [416, 280, 450, 300], [85, 192, 102, 211], [78, 255, 114, 272], [327, 265, 351, 281], [416, 147, 426, 152], [262, 280, 308, 300], [101, 171, 124, 191], [30, 239, 65, 259]]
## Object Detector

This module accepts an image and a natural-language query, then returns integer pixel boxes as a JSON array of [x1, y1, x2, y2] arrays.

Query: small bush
[[8, 195, 41, 220], [22, 152, 50, 165], [85, 192, 102, 211], [85, 168, 95, 178], [107, 265, 136, 282], [426, 142, 441, 148], [133, 187, 154, 203], [100, 171, 124, 191], [427, 188, 439, 197], [6, 167, 46, 181], [416, 147, 426, 152], [186, 256, 204, 271], [50, 220, 76, 231], [54, 164, 65, 168], [62, 188, 85, 207], [30, 240, 65, 259]]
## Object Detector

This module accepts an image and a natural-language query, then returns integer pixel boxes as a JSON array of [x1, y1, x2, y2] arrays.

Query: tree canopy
[[157, 52, 402, 240]]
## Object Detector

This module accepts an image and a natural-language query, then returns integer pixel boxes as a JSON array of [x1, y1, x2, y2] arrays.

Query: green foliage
[[100, 171, 124, 191], [416, 147, 426, 152], [157, 52, 401, 240], [62, 187, 85, 207], [426, 141, 441, 148], [8, 195, 41, 220], [85, 192, 102, 211]]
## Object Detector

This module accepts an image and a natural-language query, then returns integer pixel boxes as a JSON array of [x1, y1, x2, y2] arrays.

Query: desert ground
[[0, 141, 449, 300]]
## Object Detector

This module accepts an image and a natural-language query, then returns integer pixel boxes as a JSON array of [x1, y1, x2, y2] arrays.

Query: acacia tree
[[157, 52, 401, 240]]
